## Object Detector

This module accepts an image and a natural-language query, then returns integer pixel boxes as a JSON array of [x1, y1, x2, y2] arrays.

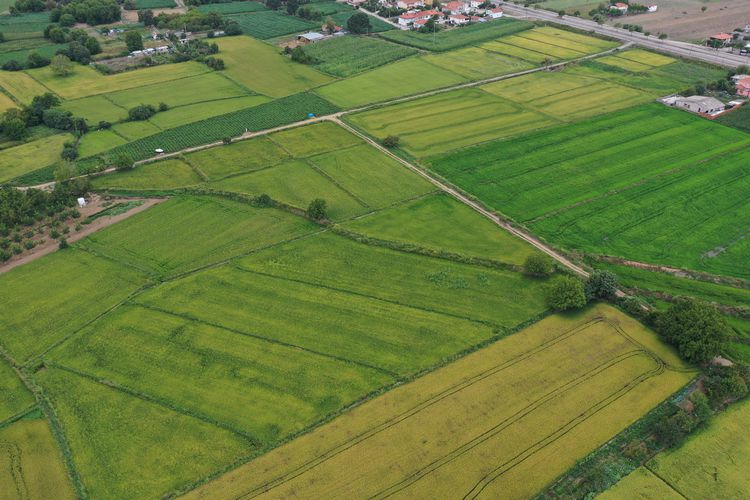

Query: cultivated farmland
[[187, 305, 691, 499], [303, 36, 418, 77], [0, 133, 72, 183], [0, 361, 33, 422], [226, 10, 318, 39], [91, 159, 203, 190]]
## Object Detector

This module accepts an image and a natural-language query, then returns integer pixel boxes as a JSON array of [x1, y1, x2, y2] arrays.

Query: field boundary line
[[232, 266, 504, 328], [130, 302, 400, 378], [46, 363, 263, 445], [643, 463, 689, 499], [464, 364, 665, 499], [179, 154, 209, 182], [303, 158, 370, 208], [234, 318, 607, 498], [0, 405, 37, 431], [373, 351, 654, 498]]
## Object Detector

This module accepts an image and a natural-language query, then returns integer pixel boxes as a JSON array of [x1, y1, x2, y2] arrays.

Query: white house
[[468, 0, 483, 8], [647, 4, 658, 12], [397, 0, 424, 9], [488, 7, 503, 18], [449, 13, 469, 24], [398, 9, 440, 26], [443, 1, 467, 15], [674, 96, 725, 115], [298, 32, 326, 43], [611, 2, 628, 13]]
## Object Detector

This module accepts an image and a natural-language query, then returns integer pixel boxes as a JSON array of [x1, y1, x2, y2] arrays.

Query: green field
[[226, 10, 318, 39], [425, 46, 533, 80], [0, 133, 73, 184], [35, 366, 252, 499], [641, 398, 750, 498], [315, 57, 467, 108], [60, 95, 127, 126], [717, 104, 750, 133], [342, 193, 540, 265], [0, 12, 50, 33], [0, 70, 53, 104], [599, 466, 682, 500], [111, 120, 162, 141], [379, 18, 533, 51], [269, 120, 362, 157], [197, 1, 268, 13], [184, 136, 289, 179], [303, 36, 418, 77], [0, 418, 76, 500], [77, 129, 128, 158], [348, 87, 557, 157], [0, 361, 34, 422], [133, 0, 175, 7], [0, 249, 149, 363], [147, 95, 270, 129], [77, 196, 318, 278], [0, 42, 67, 67], [91, 158, 203, 190]]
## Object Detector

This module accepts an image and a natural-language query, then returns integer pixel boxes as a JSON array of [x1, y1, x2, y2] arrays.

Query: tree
[[585, 269, 618, 299], [704, 365, 749, 407], [2, 60, 22, 71], [128, 104, 156, 121], [545, 276, 587, 311], [2, 118, 27, 140], [524, 254, 553, 277], [47, 26, 68, 44], [50, 54, 73, 76], [0, 32, 5, 43], [225, 21, 242, 35], [58, 237, 69, 249], [138, 9, 155, 26], [60, 13, 76, 27], [113, 153, 134, 171], [25, 51, 50, 68], [557, 9, 565, 17], [125, 30, 144, 52], [286, 0, 299, 14], [307, 198, 327, 220], [655, 299, 731, 364], [382, 135, 400, 148], [85, 36, 101, 55], [347, 11, 371, 34], [654, 407, 694, 448], [43, 108, 74, 130], [324, 16, 336, 34]]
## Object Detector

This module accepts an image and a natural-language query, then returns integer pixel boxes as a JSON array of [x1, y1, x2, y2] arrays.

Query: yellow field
[[617, 49, 675, 67], [425, 46, 533, 80], [0, 71, 50, 104], [0, 418, 75, 500], [0, 92, 16, 112], [0, 133, 73, 184], [599, 467, 682, 500], [185, 304, 692, 499]]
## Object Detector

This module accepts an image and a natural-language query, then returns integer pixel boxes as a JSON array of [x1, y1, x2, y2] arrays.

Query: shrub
[[523, 254, 553, 277], [58, 237, 69, 249], [382, 135, 400, 148], [158, 102, 169, 112], [222, 137, 232, 144], [128, 104, 157, 121], [655, 298, 730, 364], [307, 198, 327, 220], [61, 145, 79, 161], [114, 153, 134, 171], [545, 275, 587, 311], [2, 60, 22, 71], [256, 193, 272, 207], [347, 11, 371, 34], [585, 269, 618, 300], [704, 364, 749, 407]]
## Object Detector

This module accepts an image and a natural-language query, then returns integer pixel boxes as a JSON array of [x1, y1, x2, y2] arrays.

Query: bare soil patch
[[634, 0, 750, 42]]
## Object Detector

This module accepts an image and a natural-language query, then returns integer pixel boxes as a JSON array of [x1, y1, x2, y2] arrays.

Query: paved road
[[502, 3, 749, 68]]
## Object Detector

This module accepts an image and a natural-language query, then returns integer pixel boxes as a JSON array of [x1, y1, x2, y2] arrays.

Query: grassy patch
[[425, 45, 533, 80], [304, 36, 417, 77], [0, 249, 149, 363], [60, 95, 127, 126], [226, 10, 318, 39], [0, 133, 73, 184], [185, 136, 289, 180], [378, 18, 532, 51], [0, 70, 51, 104], [717, 104, 750, 133], [269, 120, 362, 157], [197, 1, 268, 13], [0, 361, 34, 422], [134, 0, 175, 7], [91, 158, 203, 190], [599, 466, 681, 499]]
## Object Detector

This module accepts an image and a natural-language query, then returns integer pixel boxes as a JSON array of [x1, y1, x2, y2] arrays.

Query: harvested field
[[342, 193, 540, 265], [632, 0, 749, 41], [77, 196, 318, 278], [186, 304, 691, 499], [0, 418, 75, 500]]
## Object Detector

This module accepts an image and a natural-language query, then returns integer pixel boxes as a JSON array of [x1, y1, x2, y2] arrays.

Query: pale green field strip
[[517, 26, 618, 52], [499, 33, 587, 59], [0, 361, 34, 423], [210, 159, 368, 220], [0, 133, 73, 184], [0, 418, 76, 500], [480, 39, 553, 64], [25, 61, 210, 100], [34, 366, 253, 500], [186, 305, 691, 499], [0, 91, 16, 112], [645, 397, 750, 498], [597, 55, 654, 72], [315, 57, 468, 109], [307, 144, 435, 208], [341, 193, 540, 265], [77, 129, 127, 158], [111, 120, 162, 141], [530, 145, 750, 280], [599, 466, 682, 500], [303, 36, 418, 78], [91, 158, 203, 190], [424, 46, 534, 81], [185, 136, 290, 180], [431, 104, 750, 221], [148, 95, 270, 129], [348, 87, 559, 158], [0, 249, 150, 363], [238, 231, 548, 326], [47, 303, 392, 444], [214, 36, 332, 98], [617, 49, 676, 67], [60, 95, 127, 126], [135, 265, 500, 376], [77, 196, 318, 279], [269, 120, 363, 157], [0, 70, 49, 104]]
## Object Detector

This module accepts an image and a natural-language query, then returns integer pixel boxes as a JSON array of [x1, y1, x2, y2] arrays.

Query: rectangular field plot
[[135, 265, 499, 376], [48, 304, 391, 444], [0, 133, 73, 184], [644, 397, 750, 498], [197, 1, 267, 13], [77, 196, 318, 278], [0, 249, 149, 363], [0, 418, 76, 500], [147, 95, 270, 130], [315, 58, 467, 109], [1, 69, 60, 106], [238, 231, 548, 326], [184, 136, 289, 179], [60, 95, 127, 125], [77, 129, 127, 158], [304, 36, 417, 77], [519, 26, 618, 52], [342, 193, 540, 265], [186, 305, 692, 499], [227, 10, 318, 39], [0, 360, 34, 422], [26, 62, 209, 100], [347, 87, 558, 157], [599, 466, 682, 500], [0, 91, 16, 112], [378, 18, 532, 51], [210, 159, 368, 220], [308, 144, 435, 208], [612, 48, 676, 67], [34, 367, 252, 500], [269, 121, 363, 157], [111, 120, 162, 141], [530, 145, 750, 279], [214, 36, 332, 98], [425, 46, 533, 80], [430, 104, 750, 221], [91, 158, 202, 191]]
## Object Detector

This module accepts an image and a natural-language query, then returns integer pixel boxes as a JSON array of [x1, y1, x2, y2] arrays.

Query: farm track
[[235, 316, 675, 498]]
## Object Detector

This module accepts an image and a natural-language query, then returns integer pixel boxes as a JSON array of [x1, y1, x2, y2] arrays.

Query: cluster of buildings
[[395, 0, 504, 29], [610, 2, 658, 14], [731, 74, 750, 97], [660, 93, 747, 118], [129, 46, 171, 58]]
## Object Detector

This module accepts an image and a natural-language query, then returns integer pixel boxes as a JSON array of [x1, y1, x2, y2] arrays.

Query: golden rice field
[[186, 304, 692, 499]]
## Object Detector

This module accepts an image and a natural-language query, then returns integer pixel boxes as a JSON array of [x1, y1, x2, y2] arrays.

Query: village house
[[707, 33, 733, 47], [611, 2, 628, 13], [297, 32, 326, 44], [488, 7, 503, 18], [449, 13, 469, 25], [647, 4, 658, 12], [674, 95, 725, 115], [398, 9, 440, 26], [735, 77, 750, 97], [443, 1, 468, 15], [396, 0, 426, 9]]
